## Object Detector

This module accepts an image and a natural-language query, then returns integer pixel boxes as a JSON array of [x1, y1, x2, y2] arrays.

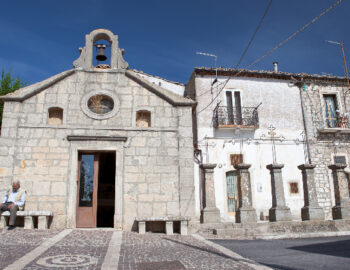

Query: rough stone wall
[[0, 70, 195, 230], [0, 101, 23, 203], [301, 83, 350, 219]]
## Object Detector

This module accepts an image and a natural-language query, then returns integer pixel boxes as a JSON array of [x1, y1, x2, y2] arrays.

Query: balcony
[[213, 106, 259, 129], [318, 115, 350, 134]]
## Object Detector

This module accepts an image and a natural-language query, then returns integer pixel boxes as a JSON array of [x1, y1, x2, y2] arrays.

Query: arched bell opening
[[73, 29, 129, 71], [93, 39, 111, 69]]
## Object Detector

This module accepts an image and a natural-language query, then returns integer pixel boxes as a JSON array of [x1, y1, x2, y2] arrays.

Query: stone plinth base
[[332, 206, 350, 220], [202, 207, 221, 223], [301, 206, 325, 221], [269, 207, 292, 222], [236, 208, 257, 223]]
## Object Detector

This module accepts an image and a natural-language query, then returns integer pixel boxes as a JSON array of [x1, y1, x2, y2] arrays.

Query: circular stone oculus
[[88, 94, 114, 114], [81, 90, 120, 120]]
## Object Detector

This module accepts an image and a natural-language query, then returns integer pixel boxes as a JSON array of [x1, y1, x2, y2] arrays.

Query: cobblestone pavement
[[118, 232, 258, 270], [0, 229, 265, 270], [24, 230, 113, 270], [0, 228, 61, 269]]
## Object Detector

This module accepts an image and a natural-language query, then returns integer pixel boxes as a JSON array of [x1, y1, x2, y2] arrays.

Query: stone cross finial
[[261, 124, 285, 164]]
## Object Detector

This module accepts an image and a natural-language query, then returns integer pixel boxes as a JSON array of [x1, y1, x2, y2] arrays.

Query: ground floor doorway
[[76, 151, 116, 228], [226, 171, 238, 215]]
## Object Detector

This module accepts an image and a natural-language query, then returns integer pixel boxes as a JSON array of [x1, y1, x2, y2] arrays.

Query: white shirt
[[2, 188, 26, 207]]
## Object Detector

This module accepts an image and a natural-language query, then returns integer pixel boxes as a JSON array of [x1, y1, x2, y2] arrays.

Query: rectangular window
[[323, 94, 339, 128]]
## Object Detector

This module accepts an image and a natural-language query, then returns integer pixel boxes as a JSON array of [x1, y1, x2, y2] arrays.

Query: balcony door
[[226, 91, 242, 125], [323, 94, 338, 128]]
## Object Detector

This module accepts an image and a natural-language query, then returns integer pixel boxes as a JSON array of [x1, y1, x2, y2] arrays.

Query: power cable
[[197, 0, 344, 115], [246, 0, 344, 70], [196, 0, 273, 99], [235, 0, 273, 69]]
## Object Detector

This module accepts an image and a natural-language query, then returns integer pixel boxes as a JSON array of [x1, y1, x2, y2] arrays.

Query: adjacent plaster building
[[0, 29, 197, 230], [186, 67, 350, 225], [186, 68, 307, 222]]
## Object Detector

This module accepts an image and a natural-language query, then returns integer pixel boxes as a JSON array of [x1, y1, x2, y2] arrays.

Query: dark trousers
[[0, 203, 19, 226]]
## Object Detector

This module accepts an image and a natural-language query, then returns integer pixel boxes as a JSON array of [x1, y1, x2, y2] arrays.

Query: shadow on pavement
[[164, 237, 258, 266], [289, 239, 350, 258], [262, 263, 303, 270]]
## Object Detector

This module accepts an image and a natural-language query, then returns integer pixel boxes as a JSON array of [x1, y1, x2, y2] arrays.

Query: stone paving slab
[[23, 230, 113, 269], [0, 229, 61, 269], [118, 232, 257, 270]]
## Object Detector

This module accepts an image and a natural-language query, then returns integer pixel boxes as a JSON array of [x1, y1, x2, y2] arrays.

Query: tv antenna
[[326, 40, 350, 91], [196, 52, 218, 84]]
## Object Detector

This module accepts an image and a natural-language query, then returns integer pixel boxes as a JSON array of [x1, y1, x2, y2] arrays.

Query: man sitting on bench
[[0, 181, 26, 230]]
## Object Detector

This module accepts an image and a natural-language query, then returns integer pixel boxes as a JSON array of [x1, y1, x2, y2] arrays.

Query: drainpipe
[[295, 77, 312, 164]]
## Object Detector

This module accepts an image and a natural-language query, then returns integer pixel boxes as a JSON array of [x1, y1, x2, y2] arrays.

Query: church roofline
[[0, 69, 195, 107], [0, 69, 75, 102]]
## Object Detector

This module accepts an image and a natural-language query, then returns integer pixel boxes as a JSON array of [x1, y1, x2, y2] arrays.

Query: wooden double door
[[76, 152, 116, 228]]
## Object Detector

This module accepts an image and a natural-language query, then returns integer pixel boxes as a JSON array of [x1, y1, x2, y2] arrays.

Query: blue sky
[[0, 0, 349, 85]]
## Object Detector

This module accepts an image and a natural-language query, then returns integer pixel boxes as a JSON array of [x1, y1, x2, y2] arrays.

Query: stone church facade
[[0, 29, 197, 230]]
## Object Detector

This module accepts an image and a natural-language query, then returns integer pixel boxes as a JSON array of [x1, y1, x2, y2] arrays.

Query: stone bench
[[135, 216, 190, 235], [0, 211, 53, 229]]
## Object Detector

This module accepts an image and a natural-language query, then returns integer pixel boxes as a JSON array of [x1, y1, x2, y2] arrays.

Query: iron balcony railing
[[324, 115, 349, 129], [213, 106, 259, 128]]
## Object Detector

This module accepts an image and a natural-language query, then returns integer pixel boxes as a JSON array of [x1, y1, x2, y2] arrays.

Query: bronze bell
[[96, 44, 107, 61]]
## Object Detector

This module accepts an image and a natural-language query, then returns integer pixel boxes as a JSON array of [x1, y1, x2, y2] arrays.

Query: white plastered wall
[[194, 75, 307, 221]]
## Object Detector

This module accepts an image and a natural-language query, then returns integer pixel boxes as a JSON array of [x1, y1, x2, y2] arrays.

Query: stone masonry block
[[138, 202, 153, 217], [153, 202, 166, 216], [125, 173, 145, 183], [137, 183, 148, 194], [51, 182, 66, 196], [33, 182, 50, 195], [138, 194, 153, 202], [149, 182, 160, 193], [167, 201, 179, 216]]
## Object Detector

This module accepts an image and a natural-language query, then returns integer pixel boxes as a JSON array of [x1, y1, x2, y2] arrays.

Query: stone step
[[198, 220, 350, 238]]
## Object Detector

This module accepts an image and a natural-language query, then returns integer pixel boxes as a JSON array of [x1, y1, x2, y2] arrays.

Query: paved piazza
[[0, 229, 267, 270]]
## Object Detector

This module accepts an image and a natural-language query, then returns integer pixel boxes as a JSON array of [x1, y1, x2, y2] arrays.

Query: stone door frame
[[66, 141, 125, 229]]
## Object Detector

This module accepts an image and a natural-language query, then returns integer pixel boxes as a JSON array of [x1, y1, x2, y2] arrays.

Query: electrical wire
[[196, 0, 344, 115], [196, 0, 273, 99], [235, 0, 273, 69], [246, 0, 343, 70]]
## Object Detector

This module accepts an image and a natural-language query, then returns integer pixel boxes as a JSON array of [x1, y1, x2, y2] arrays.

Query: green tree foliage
[[0, 69, 27, 129]]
